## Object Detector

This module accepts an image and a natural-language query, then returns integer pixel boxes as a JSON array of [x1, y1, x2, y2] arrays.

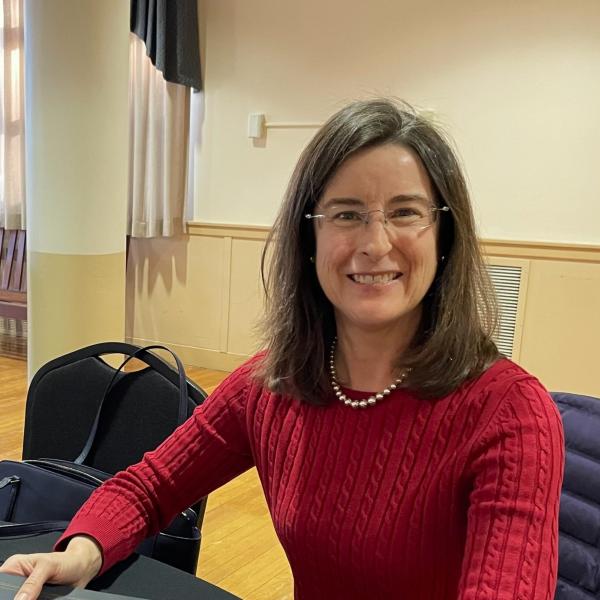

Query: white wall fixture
[[247, 113, 266, 139], [247, 113, 322, 141]]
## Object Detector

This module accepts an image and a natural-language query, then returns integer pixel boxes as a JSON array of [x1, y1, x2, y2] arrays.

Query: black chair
[[21, 341, 209, 572], [552, 391, 600, 599]]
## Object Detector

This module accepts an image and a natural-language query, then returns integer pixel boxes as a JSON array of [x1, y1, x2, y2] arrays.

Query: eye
[[388, 207, 422, 219], [330, 210, 363, 222]]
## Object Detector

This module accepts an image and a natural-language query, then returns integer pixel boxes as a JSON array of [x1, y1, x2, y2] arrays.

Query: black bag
[[8, 343, 208, 574], [0, 458, 201, 573]]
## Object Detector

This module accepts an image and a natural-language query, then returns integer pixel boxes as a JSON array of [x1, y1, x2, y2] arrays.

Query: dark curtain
[[130, 0, 202, 91]]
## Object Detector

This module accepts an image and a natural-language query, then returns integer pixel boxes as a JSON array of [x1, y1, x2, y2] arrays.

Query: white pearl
[[359, 400, 368, 407]]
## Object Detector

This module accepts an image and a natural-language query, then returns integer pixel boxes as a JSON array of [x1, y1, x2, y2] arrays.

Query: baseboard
[[127, 337, 250, 372]]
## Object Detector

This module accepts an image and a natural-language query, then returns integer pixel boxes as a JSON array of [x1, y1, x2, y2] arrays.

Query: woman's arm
[[458, 379, 565, 599], [54, 361, 257, 574]]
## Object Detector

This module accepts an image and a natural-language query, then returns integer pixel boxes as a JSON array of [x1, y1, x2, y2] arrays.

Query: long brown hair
[[258, 98, 499, 403]]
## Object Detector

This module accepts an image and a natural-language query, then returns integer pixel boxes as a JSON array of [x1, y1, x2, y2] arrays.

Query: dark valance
[[130, 0, 202, 91]]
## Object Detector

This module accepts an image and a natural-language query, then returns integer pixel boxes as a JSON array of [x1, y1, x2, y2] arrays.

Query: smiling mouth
[[349, 272, 402, 285]]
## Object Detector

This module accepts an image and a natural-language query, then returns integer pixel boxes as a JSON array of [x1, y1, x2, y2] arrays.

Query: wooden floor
[[0, 354, 293, 600]]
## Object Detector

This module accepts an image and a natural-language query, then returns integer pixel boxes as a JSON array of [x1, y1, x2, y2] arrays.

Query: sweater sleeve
[[54, 360, 258, 574], [458, 378, 565, 599]]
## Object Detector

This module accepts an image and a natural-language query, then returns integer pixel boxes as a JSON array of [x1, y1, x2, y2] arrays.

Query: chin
[[339, 306, 420, 331]]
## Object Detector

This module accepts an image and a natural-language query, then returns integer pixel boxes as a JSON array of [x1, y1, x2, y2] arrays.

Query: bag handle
[[74, 345, 189, 465], [0, 521, 69, 537]]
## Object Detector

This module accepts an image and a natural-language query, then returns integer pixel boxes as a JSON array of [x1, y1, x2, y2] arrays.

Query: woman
[[2, 99, 564, 599]]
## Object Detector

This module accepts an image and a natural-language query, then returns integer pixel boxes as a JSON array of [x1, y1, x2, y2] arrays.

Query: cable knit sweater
[[57, 356, 564, 599]]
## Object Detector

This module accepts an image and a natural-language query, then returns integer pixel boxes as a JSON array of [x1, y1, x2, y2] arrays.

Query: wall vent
[[485, 261, 528, 360]]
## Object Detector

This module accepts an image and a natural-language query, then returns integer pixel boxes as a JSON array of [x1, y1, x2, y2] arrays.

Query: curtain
[[128, 34, 189, 238], [130, 0, 201, 90], [128, 0, 202, 238], [0, 0, 25, 230]]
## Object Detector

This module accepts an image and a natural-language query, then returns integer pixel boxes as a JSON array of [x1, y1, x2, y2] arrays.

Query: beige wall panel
[[28, 252, 126, 376], [126, 236, 227, 352], [128, 338, 249, 373], [518, 260, 600, 397], [227, 238, 266, 356]]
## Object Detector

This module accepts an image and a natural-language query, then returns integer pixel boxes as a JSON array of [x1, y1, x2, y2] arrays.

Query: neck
[[333, 313, 420, 392]]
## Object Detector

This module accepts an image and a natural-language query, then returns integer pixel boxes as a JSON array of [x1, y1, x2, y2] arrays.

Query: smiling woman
[[311, 145, 443, 390], [0, 99, 564, 600], [260, 99, 499, 401]]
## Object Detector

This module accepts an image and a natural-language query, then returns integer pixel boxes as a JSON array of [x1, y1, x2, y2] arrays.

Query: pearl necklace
[[329, 339, 410, 409]]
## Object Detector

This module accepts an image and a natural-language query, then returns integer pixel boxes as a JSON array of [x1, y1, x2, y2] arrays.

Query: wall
[[195, 0, 600, 244], [127, 0, 600, 396]]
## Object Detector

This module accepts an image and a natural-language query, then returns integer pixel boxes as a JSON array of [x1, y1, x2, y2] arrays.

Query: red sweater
[[58, 356, 564, 599]]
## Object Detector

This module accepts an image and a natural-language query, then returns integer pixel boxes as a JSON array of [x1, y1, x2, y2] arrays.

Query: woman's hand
[[0, 535, 102, 600]]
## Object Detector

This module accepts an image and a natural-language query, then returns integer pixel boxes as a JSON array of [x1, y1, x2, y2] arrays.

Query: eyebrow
[[320, 194, 430, 209]]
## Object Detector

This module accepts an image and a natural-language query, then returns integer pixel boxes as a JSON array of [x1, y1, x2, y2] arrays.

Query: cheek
[[315, 231, 345, 266], [314, 235, 352, 289]]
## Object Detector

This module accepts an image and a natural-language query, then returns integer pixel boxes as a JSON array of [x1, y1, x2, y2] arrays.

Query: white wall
[[195, 0, 600, 244]]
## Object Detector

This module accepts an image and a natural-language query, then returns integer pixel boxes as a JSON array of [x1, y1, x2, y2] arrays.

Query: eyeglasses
[[305, 203, 450, 232]]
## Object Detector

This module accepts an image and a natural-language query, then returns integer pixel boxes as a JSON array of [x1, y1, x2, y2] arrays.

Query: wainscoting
[[126, 225, 600, 397], [482, 239, 600, 396]]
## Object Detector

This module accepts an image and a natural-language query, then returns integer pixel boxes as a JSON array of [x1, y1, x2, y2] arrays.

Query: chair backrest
[[552, 391, 600, 599], [0, 228, 26, 320], [22, 342, 207, 474], [0, 228, 26, 295]]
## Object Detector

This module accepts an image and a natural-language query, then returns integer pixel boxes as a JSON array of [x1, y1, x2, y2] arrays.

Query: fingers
[[13, 561, 53, 600], [0, 554, 58, 600], [0, 553, 44, 576], [0, 546, 99, 598], [0, 553, 30, 576]]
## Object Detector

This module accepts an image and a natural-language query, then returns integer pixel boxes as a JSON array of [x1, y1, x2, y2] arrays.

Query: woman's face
[[313, 143, 440, 335]]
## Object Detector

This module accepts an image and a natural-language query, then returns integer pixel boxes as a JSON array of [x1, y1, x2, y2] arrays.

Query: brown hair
[[258, 98, 499, 403]]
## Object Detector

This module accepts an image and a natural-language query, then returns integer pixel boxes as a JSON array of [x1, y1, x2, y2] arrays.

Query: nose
[[357, 213, 393, 259]]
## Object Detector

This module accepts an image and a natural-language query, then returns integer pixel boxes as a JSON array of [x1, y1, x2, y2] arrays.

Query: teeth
[[352, 272, 399, 284]]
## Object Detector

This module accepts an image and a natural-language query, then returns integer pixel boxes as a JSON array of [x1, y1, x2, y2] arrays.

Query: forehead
[[321, 143, 434, 203]]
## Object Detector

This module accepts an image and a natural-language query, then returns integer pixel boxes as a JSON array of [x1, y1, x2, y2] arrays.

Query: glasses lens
[[324, 207, 365, 228], [386, 204, 431, 228]]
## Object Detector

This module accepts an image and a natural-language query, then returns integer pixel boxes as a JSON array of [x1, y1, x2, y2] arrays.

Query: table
[[0, 531, 240, 600]]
